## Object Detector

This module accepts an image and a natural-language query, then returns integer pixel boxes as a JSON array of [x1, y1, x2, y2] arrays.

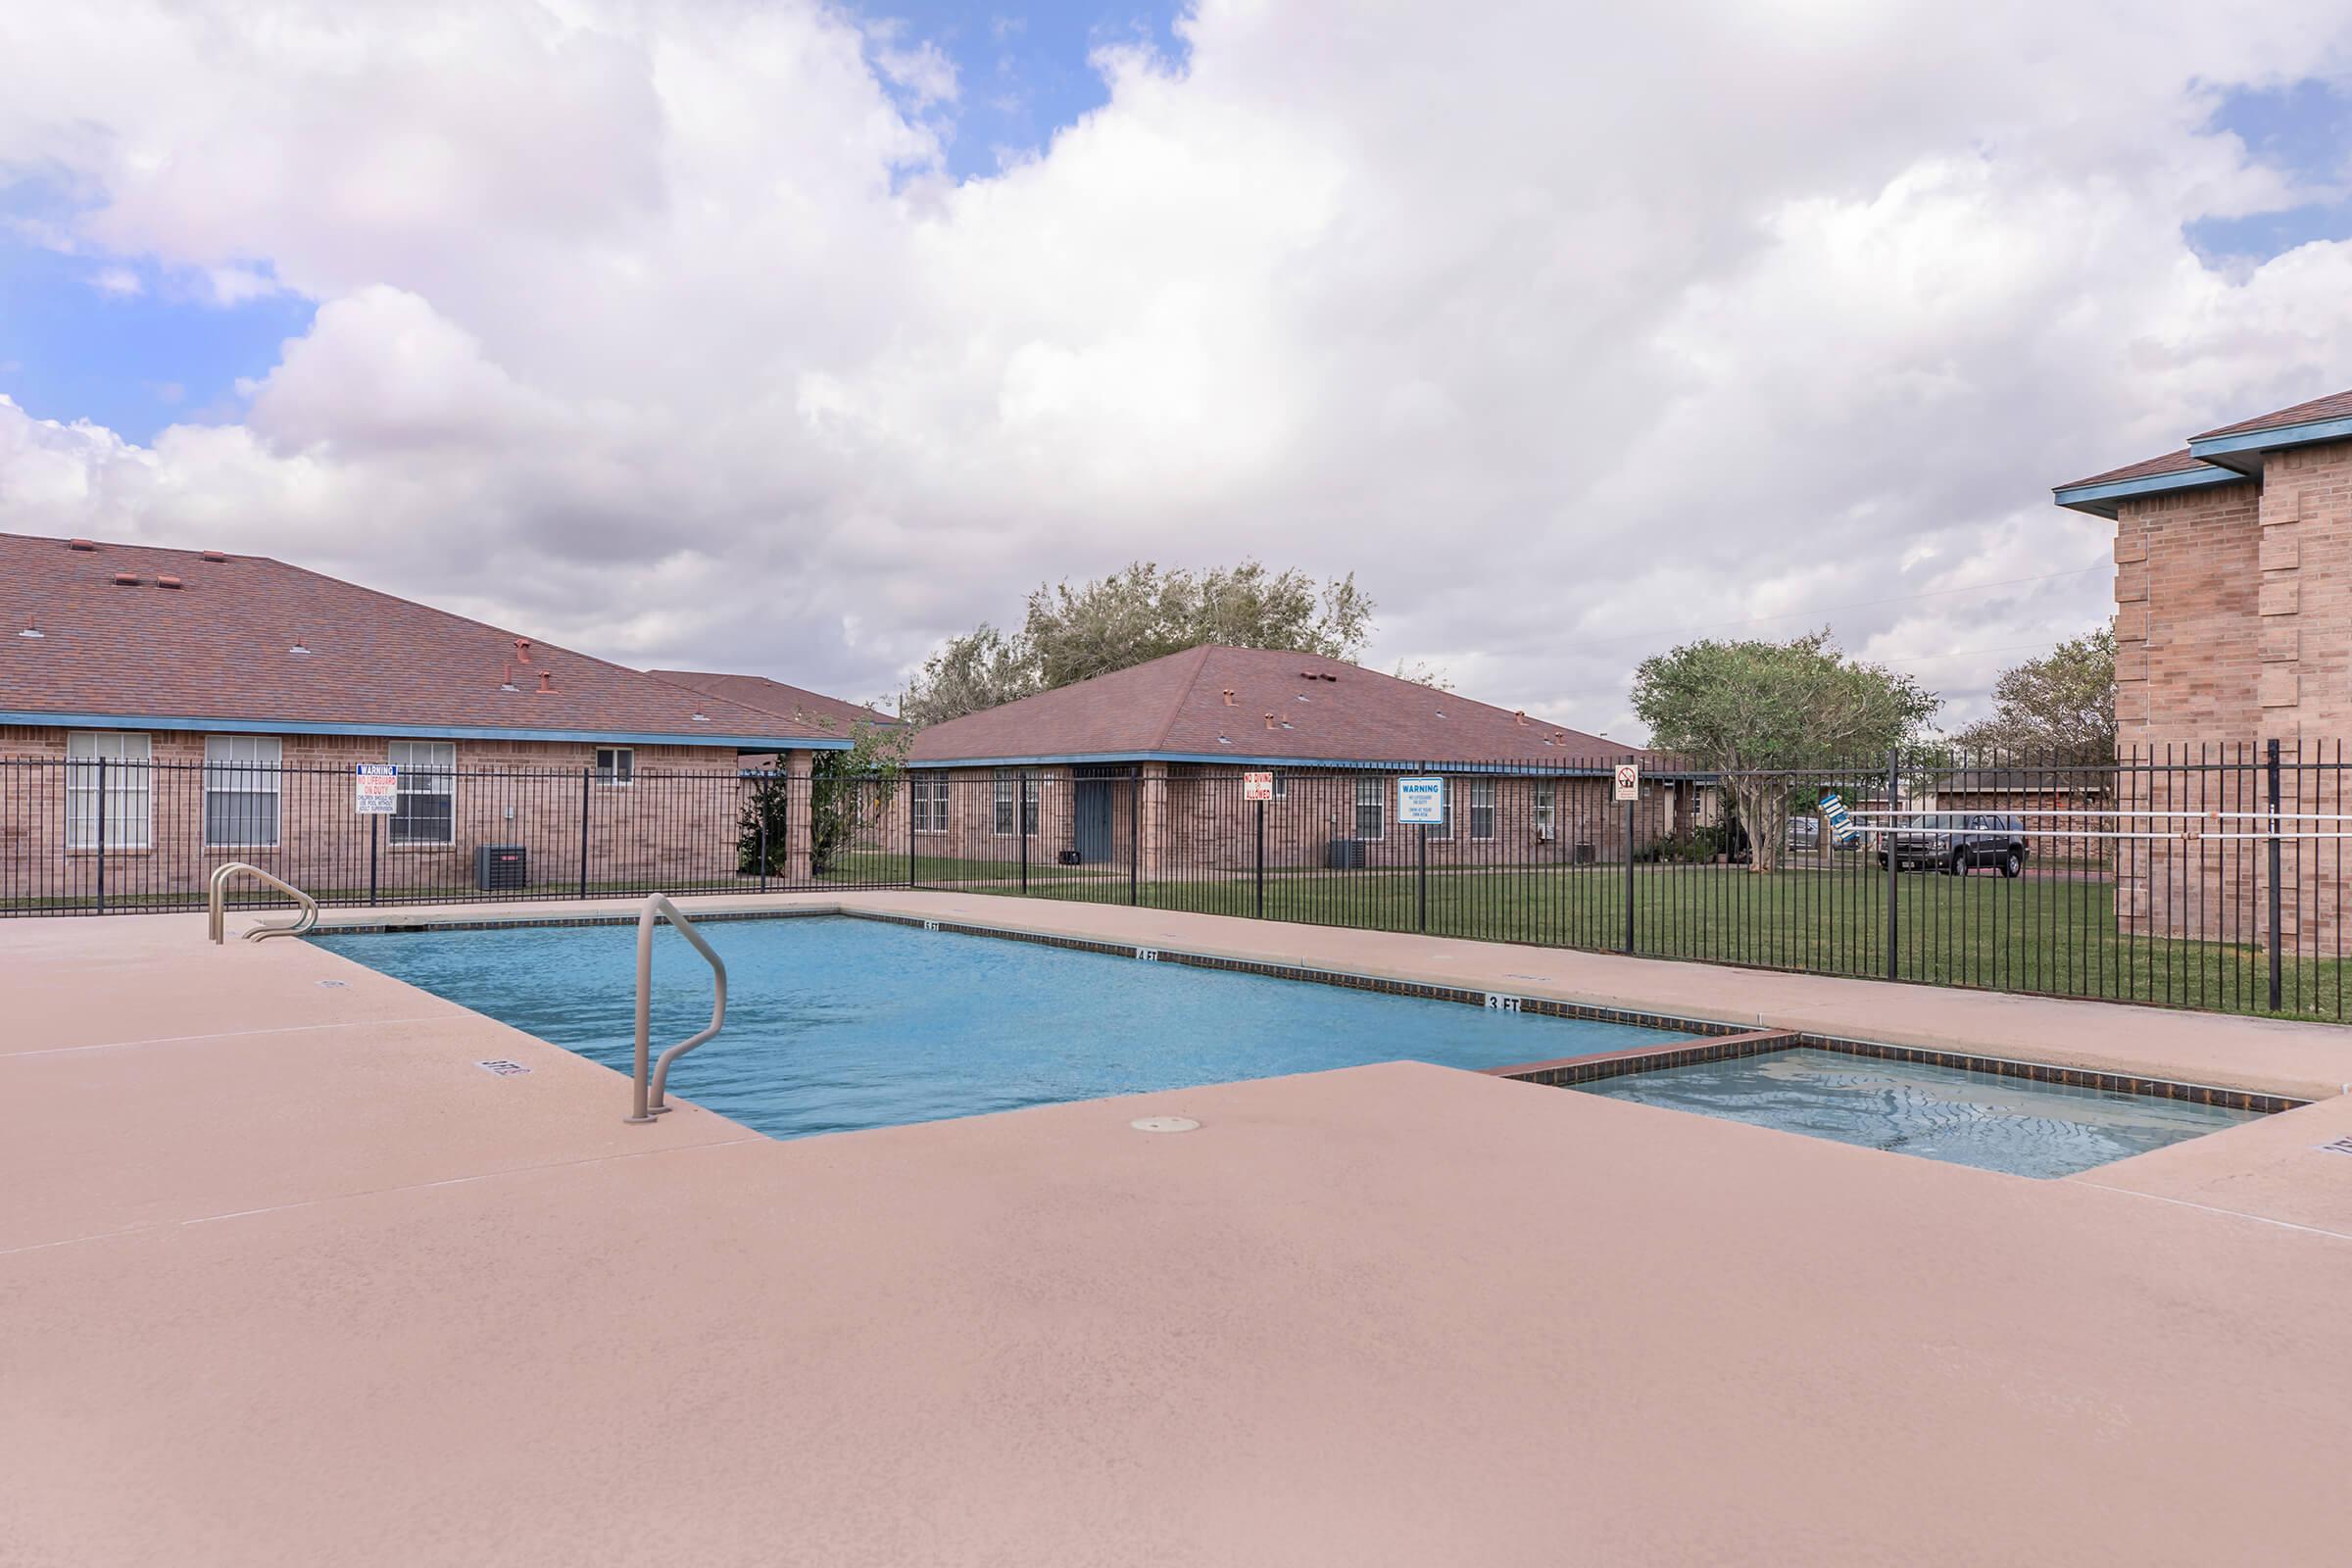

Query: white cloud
[[4, 0, 2352, 731], [90, 265, 141, 295]]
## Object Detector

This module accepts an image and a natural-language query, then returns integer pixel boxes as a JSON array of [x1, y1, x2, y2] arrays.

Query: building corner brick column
[[785, 749, 815, 882], [1139, 761, 1170, 882]]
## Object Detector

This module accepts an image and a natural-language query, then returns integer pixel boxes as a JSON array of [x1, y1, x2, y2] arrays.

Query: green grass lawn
[[884, 858, 2349, 1022]]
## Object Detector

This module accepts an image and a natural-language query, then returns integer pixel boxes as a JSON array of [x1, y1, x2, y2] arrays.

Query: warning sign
[[1242, 770, 1275, 803], [355, 762, 398, 814], [1396, 776, 1446, 825], [1612, 763, 1640, 804]]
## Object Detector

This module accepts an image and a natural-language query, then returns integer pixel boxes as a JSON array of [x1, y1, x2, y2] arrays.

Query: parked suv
[[1878, 812, 2029, 878]]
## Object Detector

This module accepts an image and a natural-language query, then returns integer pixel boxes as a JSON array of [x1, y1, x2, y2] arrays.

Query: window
[[1470, 779, 1496, 841], [1430, 778, 1453, 840], [1271, 769, 1288, 801], [1533, 782, 1556, 842], [1352, 776, 1384, 840], [595, 747, 634, 786], [65, 731, 151, 850], [204, 736, 282, 848], [912, 776, 950, 834], [388, 741, 456, 846], [993, 770, 1041, 836]]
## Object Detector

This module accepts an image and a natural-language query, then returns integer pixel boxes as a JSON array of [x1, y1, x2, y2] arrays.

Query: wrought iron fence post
[[1885, 748, 1900, 981], [577, 765, 592, 901], [1255, 798, 1266, 919], [1621, 795, 1634, 955], [369, 811, 380, 906], [1019, 768, 1031, 896], [759, 778, 770, 895], [2268, 737, 2283, 1012], [94, 756, 107, 916], [1416, 819, 1429, 932], [1130, 765, 1141, 907], [906, 773, 917, 888]]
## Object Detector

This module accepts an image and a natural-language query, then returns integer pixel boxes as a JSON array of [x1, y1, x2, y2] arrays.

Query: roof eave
[[2186, 411, 2352, 474], [2052, 463, 2247, 518], [906, 748, 1695, 776], [0, 709, 853, 751]]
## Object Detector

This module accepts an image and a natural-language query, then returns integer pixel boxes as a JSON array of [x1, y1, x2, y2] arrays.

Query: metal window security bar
[[6, 745, 2349, 1022]]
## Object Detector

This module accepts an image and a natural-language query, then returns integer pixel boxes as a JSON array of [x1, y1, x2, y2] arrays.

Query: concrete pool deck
[[6, 893, 2352, 1564]]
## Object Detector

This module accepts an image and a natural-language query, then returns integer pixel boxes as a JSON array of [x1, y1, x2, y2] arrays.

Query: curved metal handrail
[[207, 862, 319, 945], [626, 893, 728, 1124]]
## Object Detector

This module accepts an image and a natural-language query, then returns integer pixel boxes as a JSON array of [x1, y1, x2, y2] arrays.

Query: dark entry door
[[1075, 779, 1113, 863]]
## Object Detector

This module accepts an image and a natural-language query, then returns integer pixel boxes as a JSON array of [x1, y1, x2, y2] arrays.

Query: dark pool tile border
[[313, 906, 2306, 1115], [1494, 1027, 2307, 1115]]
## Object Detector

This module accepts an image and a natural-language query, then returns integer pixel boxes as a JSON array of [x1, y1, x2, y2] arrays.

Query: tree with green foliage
[[738, 715, 912, 878], [1632, 630, 1939, 872], [899, 561, 1375, 724], [1952, 627, 2115, 760]]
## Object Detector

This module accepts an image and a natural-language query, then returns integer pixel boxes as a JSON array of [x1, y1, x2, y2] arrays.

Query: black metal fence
[[7, 745, 2346, 1020]]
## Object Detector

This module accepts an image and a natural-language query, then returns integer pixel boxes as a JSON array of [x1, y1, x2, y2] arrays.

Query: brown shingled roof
[[2193, 386, 2352, 441], [907, 645, 1639, 767], [2056, 448, 2221, 491], [647, 669, 896, 731], [0, 532, 830, 746]]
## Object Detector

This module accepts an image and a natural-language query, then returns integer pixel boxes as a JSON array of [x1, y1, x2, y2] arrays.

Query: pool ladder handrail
[[207, 862, 319, 945], [626, 893, 728, 1124]]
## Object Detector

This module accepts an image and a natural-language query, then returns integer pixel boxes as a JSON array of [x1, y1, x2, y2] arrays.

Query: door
[[1075, 779, 1113, 864]]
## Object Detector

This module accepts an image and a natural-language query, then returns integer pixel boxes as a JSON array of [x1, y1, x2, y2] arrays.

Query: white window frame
[[388, 741, 457, 847], [1271, 769, 1288, 801], [993, 770, 1041, 836], [1469, 778, 1496, 842], [595, 746, 635, 787], [912, 776, 950, 835], [1533, 781, 1556, 842], [65, 731, 152, 851], [204, 735, 283, 849], [1352, 776, 1385, 841]]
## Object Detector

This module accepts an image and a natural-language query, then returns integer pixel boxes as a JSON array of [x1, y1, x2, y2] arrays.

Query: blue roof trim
[[2187, 413, 2352, 473], [2052, 463, 2248, 517], [0, 710, 851, 751], [907, 749, 1706, 778]]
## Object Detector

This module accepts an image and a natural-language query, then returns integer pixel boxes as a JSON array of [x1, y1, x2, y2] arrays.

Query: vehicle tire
[[2001, 850, 2023, 879], [1947, 848, 1968, 877]]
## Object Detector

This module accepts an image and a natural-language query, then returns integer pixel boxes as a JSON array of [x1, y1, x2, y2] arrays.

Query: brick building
[[2056, 387, 2352, 940], [897, 645, 1702, 877], [0, 532, 849, 906]]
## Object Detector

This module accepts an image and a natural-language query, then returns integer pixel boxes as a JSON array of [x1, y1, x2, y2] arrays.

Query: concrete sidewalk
[[5, 897, 2351, 1566]]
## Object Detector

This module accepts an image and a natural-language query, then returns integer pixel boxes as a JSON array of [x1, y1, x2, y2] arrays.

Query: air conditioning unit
[[474, 844, 527, 891]]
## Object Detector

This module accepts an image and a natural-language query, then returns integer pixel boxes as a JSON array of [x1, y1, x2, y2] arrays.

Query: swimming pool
[[313, 914, 1691, 1139], [1576, 1047, 2265, 1178]]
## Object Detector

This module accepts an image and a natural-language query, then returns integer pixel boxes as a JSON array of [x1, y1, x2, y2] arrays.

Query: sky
[[3, 2, 2351, 744]]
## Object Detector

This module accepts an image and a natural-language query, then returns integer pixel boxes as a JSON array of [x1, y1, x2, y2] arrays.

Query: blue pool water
[[313, 915, 1689, 1139], [1578, 1048, 2263, 1178]]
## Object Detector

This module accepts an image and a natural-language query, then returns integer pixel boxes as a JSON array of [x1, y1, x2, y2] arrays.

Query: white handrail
[[207, 862, 319, 944], [625, 894, 728, 1124]]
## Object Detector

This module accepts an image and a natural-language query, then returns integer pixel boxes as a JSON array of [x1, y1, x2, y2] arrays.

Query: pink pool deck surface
[[8, 893, 2352, 1566]]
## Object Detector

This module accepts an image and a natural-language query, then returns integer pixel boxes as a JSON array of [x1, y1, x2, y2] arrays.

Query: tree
[[900, 561, 1376, 723], [896, 623, 1040, 728], [1632, 630, 1939, 873], [738, 716, 912, 878], [1953, 627, 2115, 760]]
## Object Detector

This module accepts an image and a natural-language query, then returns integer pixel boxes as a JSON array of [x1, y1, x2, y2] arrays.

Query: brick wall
[[0, 725, 769, 907], [2110, 442, 2352, 943]]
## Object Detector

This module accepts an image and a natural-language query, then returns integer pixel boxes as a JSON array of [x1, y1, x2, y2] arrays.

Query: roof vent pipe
[[68, 539, 96, 553], [1514, 710, 1527, 726], [1263, 711, 1277, 730], [111, 571, 141, 586], [200, 550, 227, 564], [513, 637, 532, 663], [1221, 688, 1236, 706], [157, 574, 183, 590], [1321, 671, 1337, 682], [537, 670, 555, 694]]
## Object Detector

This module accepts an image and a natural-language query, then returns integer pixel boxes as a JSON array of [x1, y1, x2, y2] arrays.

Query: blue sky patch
[[2185, 78, 2352, 267]]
